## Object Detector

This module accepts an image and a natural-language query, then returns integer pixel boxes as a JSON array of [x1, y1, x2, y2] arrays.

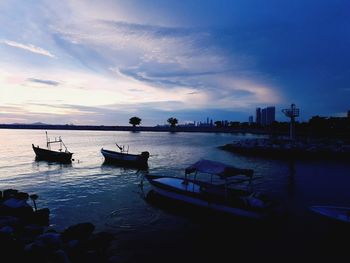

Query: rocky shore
[[220, 138, 350, 160], [0, 189, 116, 263]]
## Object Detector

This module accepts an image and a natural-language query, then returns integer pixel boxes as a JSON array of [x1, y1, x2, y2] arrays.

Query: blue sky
[[0, 0, 349, 125]]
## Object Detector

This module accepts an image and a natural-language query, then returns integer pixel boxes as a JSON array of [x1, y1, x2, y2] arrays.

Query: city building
[[249, 116, 253, 125], [256, 108, 261, 125], [261, 108, 267, 126], [256, 106, 275, 126], [266, 106, 275, 125]]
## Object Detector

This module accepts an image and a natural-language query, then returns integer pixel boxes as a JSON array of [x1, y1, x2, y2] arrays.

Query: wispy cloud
[[2, 0, 348, 124], [27, 78, 60, 86], [0, 40, 55, 58]]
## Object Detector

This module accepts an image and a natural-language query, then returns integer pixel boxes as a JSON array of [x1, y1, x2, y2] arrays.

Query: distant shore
[[0, 123, 271, 135]]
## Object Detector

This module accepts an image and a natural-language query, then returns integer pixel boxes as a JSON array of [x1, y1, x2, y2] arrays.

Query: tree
[[129, 116, 141, 127], [167, 117, 178, 128]]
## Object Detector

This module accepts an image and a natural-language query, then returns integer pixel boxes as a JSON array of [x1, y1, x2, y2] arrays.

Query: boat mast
[[46, 131, 50, 150], [45, 132, 68, 152]]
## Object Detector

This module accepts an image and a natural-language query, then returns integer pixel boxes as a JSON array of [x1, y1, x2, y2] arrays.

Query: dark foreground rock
[[0, 189, 115, 263]]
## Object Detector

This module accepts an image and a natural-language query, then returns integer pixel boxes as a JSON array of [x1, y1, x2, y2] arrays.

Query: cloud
[[27, 78, 60, 86], [0, 40, 55, 58]]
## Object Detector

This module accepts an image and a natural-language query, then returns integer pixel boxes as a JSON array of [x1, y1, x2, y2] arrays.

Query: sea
[[1, 129, 350, 262]]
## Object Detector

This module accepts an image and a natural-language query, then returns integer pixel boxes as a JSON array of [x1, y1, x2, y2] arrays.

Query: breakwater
[[0, 189, 115, 263], [220, 138, 350, 159]]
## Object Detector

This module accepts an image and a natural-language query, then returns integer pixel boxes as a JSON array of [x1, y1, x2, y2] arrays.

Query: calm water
[[1, 129, 350, 262]]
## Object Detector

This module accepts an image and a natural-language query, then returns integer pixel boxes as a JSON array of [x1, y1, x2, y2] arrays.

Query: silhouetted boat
[[101, 143, 149, 168], [145, 159, 277, 219], [310, 205, 350, 223], [32, 132, 73, 163]]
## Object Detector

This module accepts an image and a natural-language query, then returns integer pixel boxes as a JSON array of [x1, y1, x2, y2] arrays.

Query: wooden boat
[[101, 143, 149, 168], [32, 132, 73, 163], [145, 159, 277, 219], [310, 205, 350, 223]]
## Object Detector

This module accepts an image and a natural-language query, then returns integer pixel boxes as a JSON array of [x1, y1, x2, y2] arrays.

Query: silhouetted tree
[[167, 117, 178, 128], [129, 117, 141, 127]]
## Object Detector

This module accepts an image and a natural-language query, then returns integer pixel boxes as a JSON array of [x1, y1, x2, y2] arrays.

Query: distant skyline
[[1, 0, 349, 125]]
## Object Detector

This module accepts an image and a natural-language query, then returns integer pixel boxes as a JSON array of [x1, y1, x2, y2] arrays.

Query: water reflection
[[32, 160, 73, 169], [287, 160, 296, 195]]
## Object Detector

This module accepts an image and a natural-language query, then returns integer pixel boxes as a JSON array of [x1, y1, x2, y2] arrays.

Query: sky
[[0, 0, 349, 126]]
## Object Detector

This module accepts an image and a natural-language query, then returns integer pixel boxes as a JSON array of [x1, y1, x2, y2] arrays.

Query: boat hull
[[146, 175, 269, 219], [32, 144, 73, 163], [101, 148, 149, 168], [310, 205, 350, 223]]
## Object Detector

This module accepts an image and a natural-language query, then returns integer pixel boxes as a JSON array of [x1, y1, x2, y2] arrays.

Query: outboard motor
[[141, 151, 150, 159]]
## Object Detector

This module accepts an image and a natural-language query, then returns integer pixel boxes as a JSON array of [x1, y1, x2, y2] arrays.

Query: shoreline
[[2, 124, 349, 141], [220, 137, 350, 160], [0, 124, 271, 135]]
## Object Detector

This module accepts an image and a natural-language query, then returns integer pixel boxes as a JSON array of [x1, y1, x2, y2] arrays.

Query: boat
[[32, 132, 73, 163], [101, 143, 149, 168], [310, 205, 350, 223], [145, 159, 277, 219]]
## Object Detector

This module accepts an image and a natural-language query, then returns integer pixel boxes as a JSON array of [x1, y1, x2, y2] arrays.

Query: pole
[[290, 115, 295, 140]]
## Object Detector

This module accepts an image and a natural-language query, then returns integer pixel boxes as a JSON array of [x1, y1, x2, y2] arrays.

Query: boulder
[[61, 222, 95, 242]]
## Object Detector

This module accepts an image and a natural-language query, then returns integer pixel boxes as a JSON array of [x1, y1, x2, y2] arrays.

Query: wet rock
[[3, 189, 18, 200], [15, 192, 29, 201], [34, 208, 50, 226], [36, 232, 62, 250], [52, 249, 71, 263], [61, 222, 95, 242], [0, 225, 14, 234], [23, 224, 45, 237], [0, 189, 115, 262], [0, 198, 34, 223], [87, 231, 114, 252], [0, 216, 20, 228]]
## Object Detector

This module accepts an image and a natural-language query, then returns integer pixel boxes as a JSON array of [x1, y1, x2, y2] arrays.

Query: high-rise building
[[266, 106, 275, 125], [256, 108, 261, 125], [261, 108, 267, 126], [249, 116, 253, 125]]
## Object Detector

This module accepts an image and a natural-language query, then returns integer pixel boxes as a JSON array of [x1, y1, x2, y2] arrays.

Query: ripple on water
[[105, 206, 160, 232]]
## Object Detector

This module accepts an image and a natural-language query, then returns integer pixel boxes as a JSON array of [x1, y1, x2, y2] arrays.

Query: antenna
[[282, 104, 300, 140]]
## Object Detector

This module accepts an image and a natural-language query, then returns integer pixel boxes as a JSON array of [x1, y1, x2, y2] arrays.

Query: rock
[[15, 192, 29, 201], [61, 222, 95, 242], [0, 225, 14, 234], [3, 189, 18, 200], [3, 198, 32, 209], [87, 232, 114, 252], [108, 255, 122, 263], [33, 208, 50, 226], [36, 232, 62, 251], [23, 224, 45, 237], [0, 198, 34, 224], [52, 249, 71, 263], [0, 216, 20, 228]]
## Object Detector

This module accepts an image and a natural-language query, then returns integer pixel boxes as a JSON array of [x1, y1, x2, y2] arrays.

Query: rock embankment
[[220, 138, 350, 159], [0, 189, 115, 263]]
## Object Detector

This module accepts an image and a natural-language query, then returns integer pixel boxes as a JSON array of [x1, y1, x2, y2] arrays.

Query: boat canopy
[[185, 159, 253, 178]]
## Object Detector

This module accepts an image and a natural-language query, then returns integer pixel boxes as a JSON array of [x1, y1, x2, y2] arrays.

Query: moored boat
[[310, 205, 350, 223], [32, 132, 73, 163], [101, 143, 149, 168], [145, 159, 278, 219]]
